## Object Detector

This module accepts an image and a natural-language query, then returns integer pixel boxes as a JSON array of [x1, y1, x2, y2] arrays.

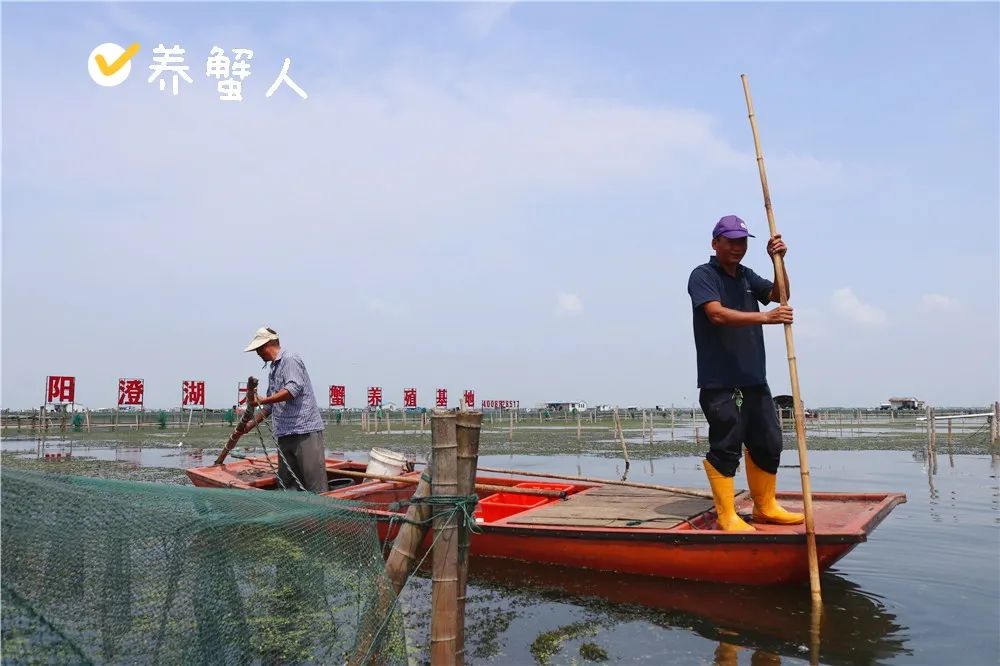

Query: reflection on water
[[469, 559, 909, 665]]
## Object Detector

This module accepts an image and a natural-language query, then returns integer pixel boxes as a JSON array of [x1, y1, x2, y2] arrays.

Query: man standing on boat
[[687, 215, 804, 531], [235, 327, 328, 493]]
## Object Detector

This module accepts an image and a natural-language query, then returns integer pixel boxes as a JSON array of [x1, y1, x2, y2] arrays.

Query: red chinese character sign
[[367, 386, 382, 408], [182, 380, 206, 408], [463, 390, 475, 409], [118, 378, 144, 406], [330, 385, 346, 408], [46, 376, 75, 404], [237, 382, 248, 413], [435, 388, 448, 408], [403, 388, 417, 408]]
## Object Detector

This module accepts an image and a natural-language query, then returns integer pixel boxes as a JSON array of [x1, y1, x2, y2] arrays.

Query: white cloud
[[920, 293, 958, 313], [831, 288, 887, 326], [555, 292, 583, 317]]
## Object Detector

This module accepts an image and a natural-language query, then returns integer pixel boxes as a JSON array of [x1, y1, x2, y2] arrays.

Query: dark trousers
[[276, 430, 328, 492], [699, 385, 782, 477]]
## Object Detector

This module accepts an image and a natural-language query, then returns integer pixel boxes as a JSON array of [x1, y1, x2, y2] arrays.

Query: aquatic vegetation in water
[[579, 641, 608, 661], [530, 620, 601, 665]]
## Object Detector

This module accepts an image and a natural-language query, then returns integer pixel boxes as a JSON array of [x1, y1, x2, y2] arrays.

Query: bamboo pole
[[430, 410, 459, 665], [85, 409, 91, 433], [215, 377, 258, 465], [349, 472, 435, 666], [455, 411, 482, 666], [577, 411, 581, 441], [741, 73, 821, 605], [331, 468, 566, 499], [468, 465, 713, 499], [611, 408, 631, 469], [508, 410, 513, 442]]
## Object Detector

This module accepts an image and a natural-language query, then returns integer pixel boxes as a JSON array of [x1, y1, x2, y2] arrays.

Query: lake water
[[4, 440, 997, 664]]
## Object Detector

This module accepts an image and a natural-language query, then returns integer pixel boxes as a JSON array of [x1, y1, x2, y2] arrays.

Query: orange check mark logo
[[95, 42, 140, 76]]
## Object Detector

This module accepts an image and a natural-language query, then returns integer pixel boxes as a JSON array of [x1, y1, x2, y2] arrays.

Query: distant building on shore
[[543, 401, 587, 412], [887, 397, 925, 410]]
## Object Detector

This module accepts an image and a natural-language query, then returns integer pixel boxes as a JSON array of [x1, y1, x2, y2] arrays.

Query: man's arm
[[703, 300, 793, 327], [767, 234, 790, 303]]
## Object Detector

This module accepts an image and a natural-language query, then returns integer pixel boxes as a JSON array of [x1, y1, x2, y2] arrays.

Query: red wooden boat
[[186, 455, 905, 586]]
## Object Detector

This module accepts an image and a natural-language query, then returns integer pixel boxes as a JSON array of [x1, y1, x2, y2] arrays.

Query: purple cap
[[712, 215, 755, 239]]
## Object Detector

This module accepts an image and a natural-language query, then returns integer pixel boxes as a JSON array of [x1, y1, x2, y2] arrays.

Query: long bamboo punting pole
[[215, 377, 258, 465], [455, 411, 482, 666], [430, 410, 459, 665], [741, 74, 821, 604]]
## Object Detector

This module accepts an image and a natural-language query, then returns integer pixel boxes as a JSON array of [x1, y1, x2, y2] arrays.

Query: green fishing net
[[1, 469, 406, 665]]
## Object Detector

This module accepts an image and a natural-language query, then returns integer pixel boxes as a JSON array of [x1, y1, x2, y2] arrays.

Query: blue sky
[[2, 2, 997, 409]]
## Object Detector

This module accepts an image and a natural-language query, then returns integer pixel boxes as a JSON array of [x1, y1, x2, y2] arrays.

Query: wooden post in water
[[993, 401, 1000, 444], [930, 407, 937, 453], [925, 406, 932, 449], [430, 410, 459, 665], [387, 409, 391, 434], [508, 410, 514, 442], [455, 411, 482, 666], [85, 409, 91, 433], [577, 411, 582, 441]]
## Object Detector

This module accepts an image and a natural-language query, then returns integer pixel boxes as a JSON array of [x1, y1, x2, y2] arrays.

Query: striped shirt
[[263, 350, 325, 438]]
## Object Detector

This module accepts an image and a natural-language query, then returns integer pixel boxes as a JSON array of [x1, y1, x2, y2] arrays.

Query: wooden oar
[[316, 468, 568, 499], [414, 462, 712, 500], [741, 74, 821, 604], [215, 376, 258, 465]]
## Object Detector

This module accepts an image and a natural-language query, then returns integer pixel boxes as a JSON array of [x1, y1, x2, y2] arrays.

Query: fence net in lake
[[1, 469, 407, 665]]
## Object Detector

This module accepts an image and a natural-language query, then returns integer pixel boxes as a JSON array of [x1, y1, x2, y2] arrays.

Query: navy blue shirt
[[688, 256, 774, 389]]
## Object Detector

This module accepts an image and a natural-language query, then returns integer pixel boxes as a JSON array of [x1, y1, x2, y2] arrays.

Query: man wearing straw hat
[[687, 215, 804, 531], [235, 327, 328, 493]]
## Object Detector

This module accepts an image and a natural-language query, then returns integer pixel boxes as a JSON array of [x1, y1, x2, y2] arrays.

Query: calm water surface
[[5, 441, 997, 665]]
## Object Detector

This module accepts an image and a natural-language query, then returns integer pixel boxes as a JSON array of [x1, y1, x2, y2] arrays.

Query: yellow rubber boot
[[744, 451, 805, 525], [704, 460, 755, 532]]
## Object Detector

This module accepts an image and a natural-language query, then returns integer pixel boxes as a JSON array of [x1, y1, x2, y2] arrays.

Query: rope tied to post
[[387, 492, 481, 533]]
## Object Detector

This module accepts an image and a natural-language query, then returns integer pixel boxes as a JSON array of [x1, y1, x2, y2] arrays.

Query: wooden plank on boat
[[508, 486, 722, 529]]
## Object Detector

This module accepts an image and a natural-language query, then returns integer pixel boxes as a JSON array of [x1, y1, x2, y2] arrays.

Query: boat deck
[[508, 485, 729, 529]]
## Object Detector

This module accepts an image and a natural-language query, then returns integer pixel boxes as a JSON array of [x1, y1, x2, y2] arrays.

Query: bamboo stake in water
[[350, 471, 434, 666], [613, 408, 631, 469], [430, 410, 459, 665], [455, 411, 482, 666], [742, 73, 821, 605]]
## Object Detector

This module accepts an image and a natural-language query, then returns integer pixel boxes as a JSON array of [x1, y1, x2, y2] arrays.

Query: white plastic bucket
[[366, 448, 408, 477]]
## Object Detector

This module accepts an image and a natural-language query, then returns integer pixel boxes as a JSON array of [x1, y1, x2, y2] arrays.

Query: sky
[[2, 1, 998, 410]]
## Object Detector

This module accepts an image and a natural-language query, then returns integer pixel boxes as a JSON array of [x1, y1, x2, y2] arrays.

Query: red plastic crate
[[476, 492, 547, 523]]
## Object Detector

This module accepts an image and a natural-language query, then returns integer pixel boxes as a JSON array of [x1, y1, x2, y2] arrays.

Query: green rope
[[387, 494, 481, 533]]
